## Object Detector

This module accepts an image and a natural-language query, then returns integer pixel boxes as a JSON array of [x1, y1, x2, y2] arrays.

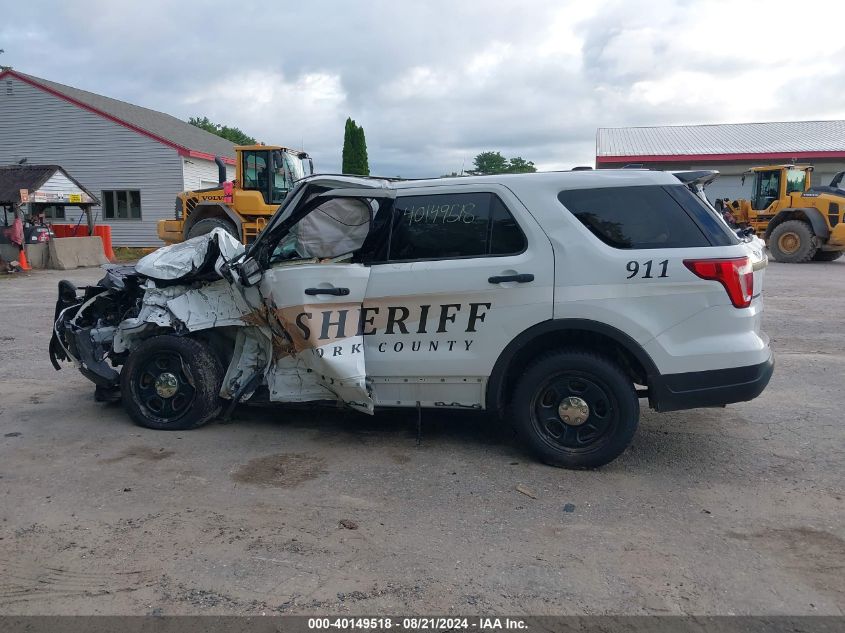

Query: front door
[[259, 263, 373, 411], [255, 189, 391, 412]]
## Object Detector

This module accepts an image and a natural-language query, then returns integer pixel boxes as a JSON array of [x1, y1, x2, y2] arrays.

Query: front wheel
[[509, 350, 639, 469], [768, 220, 817, 263], [120, 335, 223, 430]]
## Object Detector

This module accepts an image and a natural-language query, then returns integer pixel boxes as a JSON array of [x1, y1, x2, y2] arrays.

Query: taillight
[[684, 257, 753, 308]]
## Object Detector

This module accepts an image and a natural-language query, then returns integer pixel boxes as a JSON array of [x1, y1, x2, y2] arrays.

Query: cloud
[[1, 0, 843, 176]]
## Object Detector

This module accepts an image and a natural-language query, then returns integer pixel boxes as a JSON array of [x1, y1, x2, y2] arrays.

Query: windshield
[[285, 153, 310, 182], [269, 151, 311, 204], [785, 168, 807, 194]]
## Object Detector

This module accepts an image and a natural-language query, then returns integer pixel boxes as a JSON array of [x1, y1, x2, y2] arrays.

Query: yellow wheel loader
[[714, 165, 845, 263], [157, 145, 313, 246]]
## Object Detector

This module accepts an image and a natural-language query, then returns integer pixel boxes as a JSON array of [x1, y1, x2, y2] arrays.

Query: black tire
[[768, 220, 817, 263], [120, 335, 223, 431], [186, 217, 238, 241], [812, 250, 844, 262], [509, 349, 639, 469]]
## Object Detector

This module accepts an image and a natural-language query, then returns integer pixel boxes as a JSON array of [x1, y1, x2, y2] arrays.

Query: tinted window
[[665, 186, 738, 246], [490, 196, 527, 254], [388, 193, 525, 261], [557, 185, 712, 249]]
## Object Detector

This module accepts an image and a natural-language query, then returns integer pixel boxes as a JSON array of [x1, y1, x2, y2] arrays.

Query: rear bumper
[[649, 352, 774, 412]]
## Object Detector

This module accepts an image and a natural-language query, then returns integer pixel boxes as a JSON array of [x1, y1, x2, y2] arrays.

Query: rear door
[[362, 184, 555, 408]]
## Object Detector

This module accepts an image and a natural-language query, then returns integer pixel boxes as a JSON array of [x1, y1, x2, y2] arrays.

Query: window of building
[[557, 185, 715, 249], [102, 190, 142, 220], [42, 205, 65, 220], [386, 192, 526, 261]]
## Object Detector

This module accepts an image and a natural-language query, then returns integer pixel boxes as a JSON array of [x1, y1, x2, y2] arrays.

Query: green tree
[[342, 118, 355, 174], [470, 151, 509, 175], [469, 151, 537, 175], [189, 116, 256, 145], [355, 123, 370, 176], [342, 117, 370, 176], [506, 157, 537, 173]]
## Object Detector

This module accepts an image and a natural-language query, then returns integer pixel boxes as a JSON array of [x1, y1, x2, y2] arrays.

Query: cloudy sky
[[2, 0, 843, 176]]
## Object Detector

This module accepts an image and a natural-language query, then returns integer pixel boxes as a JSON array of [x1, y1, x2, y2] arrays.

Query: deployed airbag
[[136, 228, 244, 281]]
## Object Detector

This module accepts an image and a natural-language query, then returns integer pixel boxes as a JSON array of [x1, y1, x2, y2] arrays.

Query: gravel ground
[[0, 261, 842, 615]]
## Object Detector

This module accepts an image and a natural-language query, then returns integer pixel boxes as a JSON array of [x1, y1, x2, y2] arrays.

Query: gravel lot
[[0, 261, 843, 615]]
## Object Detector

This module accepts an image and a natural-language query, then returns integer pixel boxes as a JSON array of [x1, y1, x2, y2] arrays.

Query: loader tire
[[121, 335, 223, 431], [768, 220, 817, 263], [186, 218, 238, 241], [812, 250, 844, 262]]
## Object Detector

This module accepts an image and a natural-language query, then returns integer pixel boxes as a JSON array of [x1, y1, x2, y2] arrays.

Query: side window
[[557, 185, 714, 249], [387, 192, 525, 261], [785, 169, 806, 194], [753, 170, 780, 209], [242, 151, 268, 201], [490, 195, 527, 254], [270, 196, 373, 264]]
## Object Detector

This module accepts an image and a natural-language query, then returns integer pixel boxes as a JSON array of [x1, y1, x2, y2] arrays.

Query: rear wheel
[[768, 220, 817, 263], [121, 335, 223, 430], [812, 250, 844, 262], [186, 217, 238, 241], [509, 349, 639, 469]]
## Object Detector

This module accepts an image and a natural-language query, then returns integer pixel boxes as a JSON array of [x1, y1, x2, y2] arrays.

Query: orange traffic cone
[[18, 247, 31, 271]]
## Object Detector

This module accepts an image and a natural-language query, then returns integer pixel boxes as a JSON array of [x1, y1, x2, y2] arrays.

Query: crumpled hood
[[135, 228, 245, 281]]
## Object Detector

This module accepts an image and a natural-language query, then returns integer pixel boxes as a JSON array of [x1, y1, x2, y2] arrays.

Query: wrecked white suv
[[50, 171, 773, 468]]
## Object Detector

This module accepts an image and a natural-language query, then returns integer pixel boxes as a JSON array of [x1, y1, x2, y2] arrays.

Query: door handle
[[304, 287, 350, 296], [488, 273, 534, 284]]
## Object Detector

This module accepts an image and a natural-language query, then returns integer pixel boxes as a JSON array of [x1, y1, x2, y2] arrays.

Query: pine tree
[[342, 117, 356, 174], [355, 123, 370, 176], [341, 118, 370, 176]]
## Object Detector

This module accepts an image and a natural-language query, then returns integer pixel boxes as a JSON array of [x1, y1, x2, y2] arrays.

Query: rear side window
[[387, 192, 526, 261], [557, 185, 736, 249]]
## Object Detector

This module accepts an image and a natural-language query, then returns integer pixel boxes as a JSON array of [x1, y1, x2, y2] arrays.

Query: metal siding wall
[[36, 171, 87, 196], [810, 164, 845, 188], [181, 158, 236, 191], [702, 176, 745, 203], [0, 77, 183, 246]]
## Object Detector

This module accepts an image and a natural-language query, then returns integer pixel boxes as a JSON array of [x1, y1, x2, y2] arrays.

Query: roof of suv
[[304, 169, 683, 192]]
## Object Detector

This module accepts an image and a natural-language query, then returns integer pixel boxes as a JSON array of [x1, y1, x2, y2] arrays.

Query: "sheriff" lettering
[[294, 302, 492, 341]]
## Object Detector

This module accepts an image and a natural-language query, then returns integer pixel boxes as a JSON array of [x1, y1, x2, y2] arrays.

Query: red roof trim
[[1, 69, 235, 163], [182, 149, 236, 165], [597, 150, 845, 164]]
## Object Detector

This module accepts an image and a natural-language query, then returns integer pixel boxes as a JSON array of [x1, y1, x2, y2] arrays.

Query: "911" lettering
[[626, 259, 669, 279]]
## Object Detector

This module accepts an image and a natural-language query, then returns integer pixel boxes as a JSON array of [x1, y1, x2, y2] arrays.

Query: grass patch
[[112, 246, 158, 263]]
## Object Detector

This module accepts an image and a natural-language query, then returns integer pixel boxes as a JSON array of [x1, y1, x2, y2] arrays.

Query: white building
[[596, 121, 845, 201], [0, 69, 237, 246]]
